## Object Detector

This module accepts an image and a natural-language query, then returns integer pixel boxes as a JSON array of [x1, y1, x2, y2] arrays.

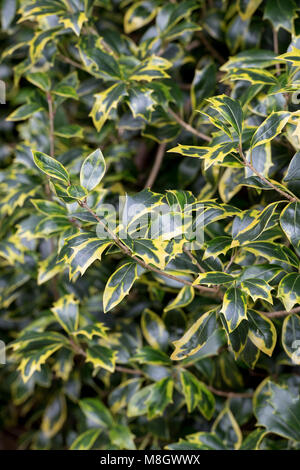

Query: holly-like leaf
[[141, 309, 169, 350], [180, 370, 215, 419], [221, 287, 247, 332], [264, 0, 297, 32], [80, 149, 106, 191], [51, 294, 79, 334], [278, 273, 300, 311], [240, 278, 273, 303], [254, 379, 300, 441], [250, 111, 291, 149], [79, 398, 113, 428], [70, 429, 102, 450], [247, 310, 277, 356], [171, 309, 219, 360], [282, 314, 300, 364], [103, 262, 145, 312], [33, 151, 70, 184], [85, 344, 117, 373]]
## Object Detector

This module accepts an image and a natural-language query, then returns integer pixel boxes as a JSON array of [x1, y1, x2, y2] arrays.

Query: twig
[[273, 29, 280, 76], [259, 305, 300, 319], [183, 246, 206, 273], [47, 92, 55, 158], [197, 31, 226, 65], [224, 249, 237, 273], [115, 366, 143, 375], [238, 144, 298, 202], [79, 201, 222, 299], [57, 53, 87, 72], [144, 143, 166, 189], [206, 385, 253, 398], [168, 108, 211, 142]]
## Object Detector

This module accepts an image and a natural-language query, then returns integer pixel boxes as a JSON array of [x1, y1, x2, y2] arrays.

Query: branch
[[144, 142, 166, 189], [79, 201, 222, 299], [273, 29, 280, 76], [46, 92, 55, 158], [168, 108, 211, 142], [238, 144, 298, 202], [206, 385, 253, 398], [197, 31, 226, 65], [183, 246, 206, 273], [259, 305, 300, 319]]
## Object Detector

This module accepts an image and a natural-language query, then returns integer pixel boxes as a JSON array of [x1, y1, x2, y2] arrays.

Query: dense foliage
[[1, 0, 300, 451]]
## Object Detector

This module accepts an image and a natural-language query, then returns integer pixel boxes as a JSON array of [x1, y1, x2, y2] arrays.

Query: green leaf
[[26, 72, 51, 92], [194, 271, 235, 286], [80, 149, 106, 191], [282, 314, 300, 364], [51, 294, 79, 334], [250, 111, 291, 149], [171, 309, 219, 360], [278, 273, 300, 311], [264, 0, 297, 32], [203, 236, 232, 260], [278, 46, 300, 66], [238, 0, 263, 20], [225, 68, 277, 86], [41, 395, 66, 439], [141, 309, 169, 350], [180, 370, 215, 419], [67, 184, 88, 200], [283, 152, 300, 199], [243, 241, 299, 268], [206, 95, 243, 137], [90, 83, 127, 132], [85, 344, 117, 373], [254, 379, 300, 441], [164, 286, 194, 312], [145, 377, 174, 419], [240, 278, 273, 303], [103, 262, 145, 312], [133, 346, 172, 366], [212, 408, 242, 449], [124, 1, 158, 34], [247, 310, 277, 356], [32, 151, 70, 184], [61, 232, 112, 280], [79, 398, 113, 428], [280, 202, 300, 254], [7, 103, 44, 121], [70, 429, 101, 450], [221, 287, 248, 332], [109, 424, 135, 450], [129, 56, 172, 82]]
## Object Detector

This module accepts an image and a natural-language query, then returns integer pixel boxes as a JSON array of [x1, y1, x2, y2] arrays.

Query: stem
[[168, 108, 211, 142], [197, 31, 226, 65], [259, 305, 300, 319], [238, 144, 298, 202], [144, 143, 166, 189], [115, 366, 143, 375], [224, 249, 237, 273], [57, 53, 87, 72], [183, 246, 206, 273], [79, 201, 222, 299], [206, 385, 253, 398], [273, 29, 280, 76], [47, 92, 55, 158]]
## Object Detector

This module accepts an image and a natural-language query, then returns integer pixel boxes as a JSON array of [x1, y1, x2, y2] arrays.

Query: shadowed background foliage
[[1, 0, 300, 450]]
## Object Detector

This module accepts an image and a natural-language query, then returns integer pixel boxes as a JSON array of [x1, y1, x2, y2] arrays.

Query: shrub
[[1, 0, 300, 451]]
